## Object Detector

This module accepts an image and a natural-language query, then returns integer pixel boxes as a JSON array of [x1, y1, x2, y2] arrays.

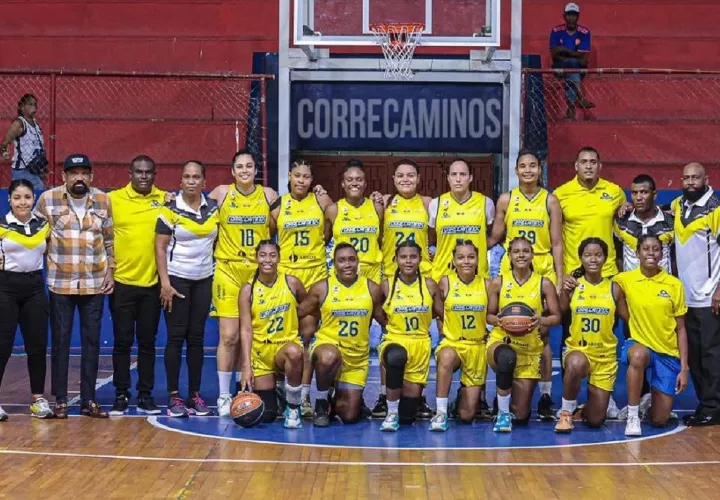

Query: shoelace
[[191, 394, 207, 408], [170, 396, 186, 409]]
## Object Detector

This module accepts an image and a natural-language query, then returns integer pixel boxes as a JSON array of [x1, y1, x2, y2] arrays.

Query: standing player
[[325, 162, 385, 284], [298, 244, 386, 426], [209, 150, 279, 417], [615, 234, 689, 436], [377, 241, 441, 431], [487, 149, 564, 420], [555, 238, 628, 433], [271, 159, 332, 417], [239, 240, 307, 429], [431, 240, 490, 431], [486, 237, 561, 432]]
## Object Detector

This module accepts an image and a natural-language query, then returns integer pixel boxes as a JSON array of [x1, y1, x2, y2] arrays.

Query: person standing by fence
[[0, 94, 48, 191]]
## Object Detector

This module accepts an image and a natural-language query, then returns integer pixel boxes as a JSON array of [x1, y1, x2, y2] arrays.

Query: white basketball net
[[369, 23, 425, 80]]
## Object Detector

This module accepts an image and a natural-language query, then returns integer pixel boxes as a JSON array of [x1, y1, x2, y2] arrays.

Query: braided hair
[[572, 237, 608, 279], [452, 239, 479, 277], [388, 240, 424, 306], [287, 158, 314, 194]]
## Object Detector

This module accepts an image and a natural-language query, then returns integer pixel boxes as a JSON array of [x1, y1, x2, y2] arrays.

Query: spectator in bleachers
[[0, 94, 48, 191], [550, 3, 596, 119]]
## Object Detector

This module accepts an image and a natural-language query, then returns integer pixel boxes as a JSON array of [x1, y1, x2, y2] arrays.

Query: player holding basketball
[[487, 149, 564, 420], [239, 240, 307, 429], [377, 241, 441, 431], [209, 150, 279, 418], [270, 159, 331, 417], [486, 237, 561, 432], [298, 243, 386, 426], [431, 240, 490, 432], [555, 238, 628, 433], [615, 234, 689, 436]]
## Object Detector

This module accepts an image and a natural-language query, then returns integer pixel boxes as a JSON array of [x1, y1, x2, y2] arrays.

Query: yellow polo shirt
[[615, 268, 688, 358], [554, 176, 625, 277], [109, 184, 166, 286]]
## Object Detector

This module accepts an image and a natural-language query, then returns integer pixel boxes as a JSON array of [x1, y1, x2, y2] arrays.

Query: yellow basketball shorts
[[310, 338, 369, 388], [358, 262, 382, 285], [487, 335, 542, 380], [251, 339, 302, 378], [378, 334, 432, 386], [500, 252, 557, 285], [563, 348, 618, 393], [279, 264, 328, 291], [211, 259, 256, 318], [436, 339, 488, 387]]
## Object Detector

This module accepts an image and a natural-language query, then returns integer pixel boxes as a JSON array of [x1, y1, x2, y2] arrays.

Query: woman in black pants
[[155, 161, 219, 418], [0, 179, 52, 420]]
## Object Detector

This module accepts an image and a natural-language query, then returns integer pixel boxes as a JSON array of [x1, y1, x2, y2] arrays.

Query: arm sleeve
[[32, 192, 48, 221], [578, 31, 591, 52], [674, 282, 688, 316], [549, 30, 559, 49], [710, 206, 720, 240], [428, 198, 439, 228], [485, 196, 495, 223], [102, 197, 115, 265], [155, 207, 174, 235]]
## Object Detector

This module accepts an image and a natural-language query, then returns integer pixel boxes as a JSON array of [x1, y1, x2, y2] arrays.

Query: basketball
[[499, 302, 536, 335], [230, 393, 265, 428]]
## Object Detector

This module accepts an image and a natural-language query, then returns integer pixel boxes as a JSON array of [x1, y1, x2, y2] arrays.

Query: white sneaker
[[284, 407, 303, 429], [606, 397, 620, 419], [217, 394, 233, 418], [625, 415, 642, 436], [638, 393, 652, 420], [0, 405, 7, 422], [380, 413, 400, 432], [31, 397, 53, 419]]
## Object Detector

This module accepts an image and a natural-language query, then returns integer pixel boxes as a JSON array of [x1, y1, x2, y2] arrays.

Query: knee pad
[[399, 397, 420, 425], [383, 344, 408, 390], [513, 415, 530, 426], [493, 344, 517, 391], [257, 389, 278, 423]]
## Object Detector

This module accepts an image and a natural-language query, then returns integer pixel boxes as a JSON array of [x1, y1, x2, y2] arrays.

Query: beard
[[683, 185, 708, 203], [70, 182, 89, 196]]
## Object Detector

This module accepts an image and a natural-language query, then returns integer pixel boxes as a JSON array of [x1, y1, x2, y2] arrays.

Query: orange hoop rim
[[369, 22, 426, 33]]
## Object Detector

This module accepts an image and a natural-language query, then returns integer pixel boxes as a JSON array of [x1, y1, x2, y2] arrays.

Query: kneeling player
[[298, 243, 386, 426], [555, 238, 628, 432], [377, 241, 441, 432], [431, 240, 490, 431], [239, 240, 306, 428], [486, 237, 561, 432]]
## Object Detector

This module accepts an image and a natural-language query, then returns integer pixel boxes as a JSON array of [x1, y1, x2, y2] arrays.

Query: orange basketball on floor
[[499, 302, 536, 336], [230, 393, 265, 428]]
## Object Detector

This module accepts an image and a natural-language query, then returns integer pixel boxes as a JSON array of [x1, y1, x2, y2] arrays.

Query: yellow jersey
[[276, 193, 325, 270], [504, 187, 552, 256], [250, 273, 299, 344], [317, 274, 374, 355], [567, 277, 617, 359], [333, 198, 382, 267], [615, 268, 687, 358], [383, 275, 433, 339], [433, 192, 491, 281], [489, 271, 545, 356], [109, 184, 167, 287], [554, 177, 625, 277], [382, 194, 431, 276], [215, 184, 270, 265], [443, 273, 488, 342]]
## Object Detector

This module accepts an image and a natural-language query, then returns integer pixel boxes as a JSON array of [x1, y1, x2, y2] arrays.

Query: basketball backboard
[[293, 0, 500, 47]]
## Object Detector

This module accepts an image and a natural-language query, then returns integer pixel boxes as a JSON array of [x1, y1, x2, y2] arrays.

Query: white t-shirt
[[69, 193, 88, 221]]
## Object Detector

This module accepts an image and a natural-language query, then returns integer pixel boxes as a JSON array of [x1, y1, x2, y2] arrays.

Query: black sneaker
[[476, 397, 492, 420], [137, 396, 161, 415], [416, 395, 434, 419], [360, 399, 372, 419], [109, 394, 129, 416], [371, 394, 388, 418], [538, 393, 556, 421], [313, 399, 330, 427]]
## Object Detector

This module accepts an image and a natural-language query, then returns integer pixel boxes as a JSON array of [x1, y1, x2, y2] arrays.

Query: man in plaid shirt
[[34, 153, 115, 419]]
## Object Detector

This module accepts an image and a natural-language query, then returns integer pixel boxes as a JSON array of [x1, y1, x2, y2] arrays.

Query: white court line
[[146, 416, 689, 451], [0, 448, 718, 468]]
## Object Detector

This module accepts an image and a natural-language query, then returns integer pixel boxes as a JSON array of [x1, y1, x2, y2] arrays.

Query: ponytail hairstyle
[[17, 93, 36, 117], [572, 237, 608, 279], [389, 240, 424, 306], [452, 239, 479, 277], [287, 158, 315, 193], [507, 236, 535, 272], [250, 239, 281, 292]]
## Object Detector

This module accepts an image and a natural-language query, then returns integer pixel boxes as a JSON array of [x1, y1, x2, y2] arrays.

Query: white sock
[[218, 371, 232, 397], [561, 398, 577, 413], [285, 384, 302, 407], [387, 399, 400, 415], [301, 384, 311, 400], [436, 397, 448, 415], [380, 385, 387, 396], [628, 405, 639, 419], [316, 389, 329, 401], [539, 382, 552, 396], [498, 394, 511, 414]]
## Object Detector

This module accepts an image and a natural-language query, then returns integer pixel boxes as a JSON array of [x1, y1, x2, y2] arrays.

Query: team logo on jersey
[[151, 200, 162, 208], [600, 193, 614, 200], [658, 290, 671, 298]]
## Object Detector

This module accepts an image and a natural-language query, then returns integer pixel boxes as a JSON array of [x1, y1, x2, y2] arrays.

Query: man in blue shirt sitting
[[550, 3, 595, 119]]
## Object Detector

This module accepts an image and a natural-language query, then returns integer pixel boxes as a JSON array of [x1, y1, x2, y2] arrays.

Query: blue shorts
[[620, 340, 680, 396]]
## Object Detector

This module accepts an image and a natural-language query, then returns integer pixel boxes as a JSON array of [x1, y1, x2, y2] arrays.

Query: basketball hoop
[[369, 23, 425, 80]]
